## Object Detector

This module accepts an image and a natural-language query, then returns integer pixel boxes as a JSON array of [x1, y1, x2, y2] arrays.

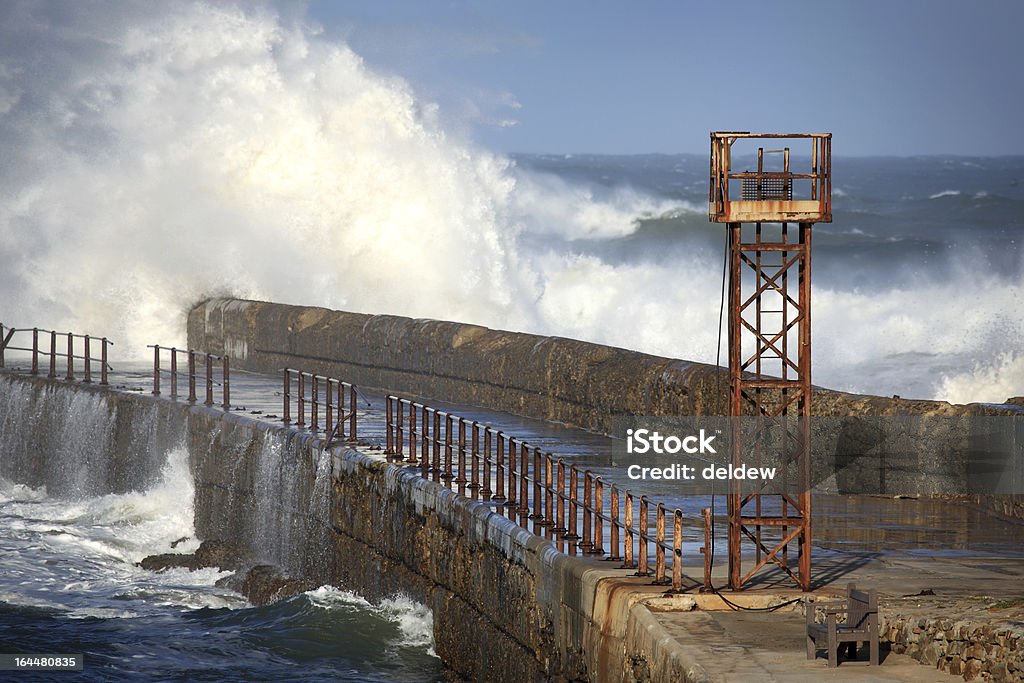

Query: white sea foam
[[938, 352, 1024, 404], [0, 446, 238, 619], [0, 478, 46, 503], [306, 586, 436, 653], [378, 594, 435, 650], [929, 189, 962, 199], [0, 2, 1019, 403], [2, 447, 196, 563], [306, 585, 372, 610]]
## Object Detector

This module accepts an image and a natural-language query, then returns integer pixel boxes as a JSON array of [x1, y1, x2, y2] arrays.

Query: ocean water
[[0, 449, 443, 682]]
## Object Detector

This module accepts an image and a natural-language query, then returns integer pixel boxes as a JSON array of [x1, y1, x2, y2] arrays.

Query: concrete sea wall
[[188, 298, 1021, 432], [186, 297, 721, 433], [187, 297, 1024, 509], [0, 373, 699, 682]]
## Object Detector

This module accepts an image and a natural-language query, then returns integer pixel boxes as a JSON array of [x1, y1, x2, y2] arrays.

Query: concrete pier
[[1, 298, 1021, 681]]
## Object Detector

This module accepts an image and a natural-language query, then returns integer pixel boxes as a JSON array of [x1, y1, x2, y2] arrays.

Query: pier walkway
[[89, 361, 1024, 681]]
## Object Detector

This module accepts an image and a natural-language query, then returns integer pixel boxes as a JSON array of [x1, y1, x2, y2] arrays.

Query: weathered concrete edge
[[622, 603, 712, 683], [334, 440, 705, 682]]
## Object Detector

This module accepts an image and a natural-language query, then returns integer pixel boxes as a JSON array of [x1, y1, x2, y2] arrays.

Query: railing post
[[519, 442, 529, 516], [385, 395, 393, 454], [506, 437, 517, 509], [395, 398, 404, 459], [544, 455, 554, 527], [48, 330, 57, 378], [493, 432, 505, 502], [580, 470, 593, 553], [481, 429, 494, 497], [296, 372, 305, 427], [555, 460, 566, 534], [432, 410, 441, 473], [310, 375, 319, 431], [655, 503, 666, 584], [566, 466, 579, 541], [222, 356, 230, 409], [65, 332, 74, 380], [702, 507, 713, 592], [325, 379, 334, 436], [531, 447, 542, 520], [187, 350, 197, 402], [204, 354, 214, 406], [348, 384, 357, 442], [674, 508, 684, 591], [443, 414, 454, 480], [283, 369, 291, 424], [421, 405, 430, 469], [470, 422, 480, 490], [152, 344, 160, 394], [83, 335, 92, 383], [608, 485, 621, 561], [623, 492, 635, 569], [408, 402, 418, 464], [638, 496, 649, 576], [593, 476, 604, 555], [30, 328, 38, 375], [454, 418, 467, 484], [100, 338, 109, 386], [170, 348, 178, 398]]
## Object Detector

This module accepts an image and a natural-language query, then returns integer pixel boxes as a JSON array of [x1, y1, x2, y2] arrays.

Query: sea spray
[[305, 444, 336, 583], [0, 2, 1019, 405]]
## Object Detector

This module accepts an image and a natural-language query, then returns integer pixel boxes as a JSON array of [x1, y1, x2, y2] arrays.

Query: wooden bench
[[806, 583, 879, 667]]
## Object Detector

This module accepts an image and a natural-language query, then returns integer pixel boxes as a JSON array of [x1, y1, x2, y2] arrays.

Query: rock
[[194, 539, 245, 570], [921, 641, 942, 666], [137, 552, 196, 571], [236, 564, 316, 606], [138, 538, 245, 573]]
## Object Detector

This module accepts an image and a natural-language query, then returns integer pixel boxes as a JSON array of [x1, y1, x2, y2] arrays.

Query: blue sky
[[304, 0, 1024, 156]]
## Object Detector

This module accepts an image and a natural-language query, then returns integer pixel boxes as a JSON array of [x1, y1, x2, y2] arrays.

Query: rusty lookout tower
[[709, 132, 832, 591]]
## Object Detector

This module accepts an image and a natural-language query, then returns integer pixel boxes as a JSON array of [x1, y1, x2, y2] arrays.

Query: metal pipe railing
[[0, 324, 113, 385], [281, 368, 358, 445], [148, 346, 229, 409], [4, 323, 702, 590], [383, 393, 695, 591]]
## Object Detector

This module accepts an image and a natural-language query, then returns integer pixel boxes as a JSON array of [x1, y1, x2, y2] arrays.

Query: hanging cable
[[710, 226, 729, 578]]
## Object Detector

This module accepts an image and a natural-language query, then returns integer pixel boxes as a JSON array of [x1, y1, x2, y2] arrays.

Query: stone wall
[[881, 597, 1024, 682], [186, 297, 723, 433], [0, 372, 701, 682], [188, 298, 1023, 432]]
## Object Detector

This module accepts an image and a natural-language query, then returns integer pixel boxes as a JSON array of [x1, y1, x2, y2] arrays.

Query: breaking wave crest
[[0, 1, 1020, 403]]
